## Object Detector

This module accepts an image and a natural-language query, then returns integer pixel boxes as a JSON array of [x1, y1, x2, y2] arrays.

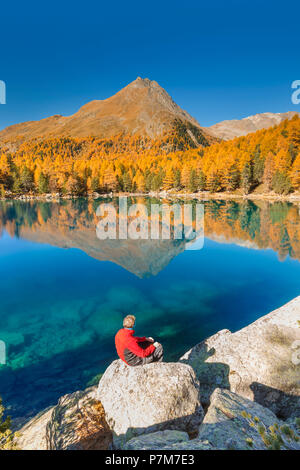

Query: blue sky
[[0, 0, 299, 130]]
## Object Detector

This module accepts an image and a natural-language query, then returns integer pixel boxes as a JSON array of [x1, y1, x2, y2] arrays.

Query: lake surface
[[0, 197, 300, 421]]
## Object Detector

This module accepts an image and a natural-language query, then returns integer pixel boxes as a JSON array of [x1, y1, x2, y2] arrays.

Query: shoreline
[[14, 295, 300, 450], [1, 190, 300, 203]]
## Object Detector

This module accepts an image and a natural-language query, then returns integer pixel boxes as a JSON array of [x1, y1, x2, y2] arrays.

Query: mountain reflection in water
[[0, 197, 300, 276]]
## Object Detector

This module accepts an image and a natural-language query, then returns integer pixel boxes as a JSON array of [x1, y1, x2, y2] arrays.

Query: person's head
[[123, 314, 136, 329]]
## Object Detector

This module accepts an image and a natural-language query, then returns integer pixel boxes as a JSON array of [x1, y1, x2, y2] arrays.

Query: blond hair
[[123, 315, 136, 328]]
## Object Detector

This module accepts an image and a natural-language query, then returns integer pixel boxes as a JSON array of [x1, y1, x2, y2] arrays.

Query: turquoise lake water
[[0, 197, 299, 421]]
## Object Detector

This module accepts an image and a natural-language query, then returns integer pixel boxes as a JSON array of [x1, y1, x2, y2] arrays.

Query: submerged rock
[[16, 387, 112, 450], [180, 296, 300, 419], [97, 360, 204, 448]]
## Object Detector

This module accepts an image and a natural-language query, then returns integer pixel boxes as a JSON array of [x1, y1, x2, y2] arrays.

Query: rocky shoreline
[[1, 190, 300, 203], [14, 296, 300, 450]]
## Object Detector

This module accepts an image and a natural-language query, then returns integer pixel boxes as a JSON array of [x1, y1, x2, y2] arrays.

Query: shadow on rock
[[250, 382, 300, 420], [110, 412, 203, 449], [180, 344, 230, 408]]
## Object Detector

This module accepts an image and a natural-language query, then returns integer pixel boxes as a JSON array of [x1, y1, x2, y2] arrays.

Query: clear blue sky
[[0, 0, 299, 130]]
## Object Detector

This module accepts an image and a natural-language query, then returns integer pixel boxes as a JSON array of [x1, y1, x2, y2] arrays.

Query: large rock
[[124, 430, 189, 450], [97, 360, 204, 447], [15, 406, 53, 450], [180, 296, 300, 418], [124, 430, 216, 450], [124, 388, 300, 450], [16, 387, 112, 450], [162, 439, 217, 450], [197, 388, 300, 450]]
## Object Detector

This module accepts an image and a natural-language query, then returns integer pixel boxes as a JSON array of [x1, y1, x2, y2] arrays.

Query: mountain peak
[[0, 78, 205, 142], [127, 76, 160, 90], [207, 111, 300, 140], [134, 76, 154, 83]]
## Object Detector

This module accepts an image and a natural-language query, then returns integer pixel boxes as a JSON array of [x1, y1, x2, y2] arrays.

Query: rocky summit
[[0, 77, 208, 142], [206, 111, 300, 140]]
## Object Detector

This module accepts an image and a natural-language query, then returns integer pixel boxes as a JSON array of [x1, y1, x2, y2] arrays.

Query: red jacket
[[115, 328, 155, 366]]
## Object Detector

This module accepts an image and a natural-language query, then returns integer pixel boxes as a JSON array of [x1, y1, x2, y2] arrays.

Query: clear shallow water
[[0, 198, 300, 421]]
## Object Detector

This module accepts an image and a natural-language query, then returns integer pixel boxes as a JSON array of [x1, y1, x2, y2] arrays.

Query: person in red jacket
[[115, 315, 164, 366]]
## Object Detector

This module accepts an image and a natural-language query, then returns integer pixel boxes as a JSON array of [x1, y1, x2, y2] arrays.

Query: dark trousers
[[139, 341, 164, 365]]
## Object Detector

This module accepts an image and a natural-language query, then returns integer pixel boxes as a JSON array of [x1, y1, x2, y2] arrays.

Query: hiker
[[115, 314, 164, 366]]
